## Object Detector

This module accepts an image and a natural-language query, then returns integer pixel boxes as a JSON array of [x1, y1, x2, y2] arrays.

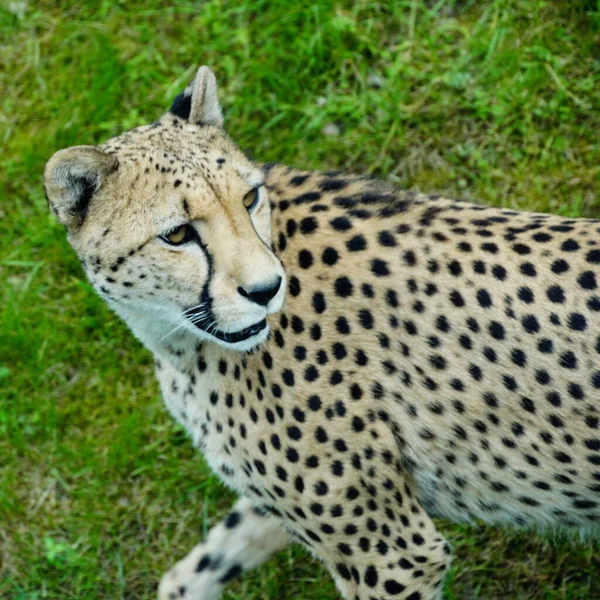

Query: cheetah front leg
[[281, 449, 451, 600], [158, 497, 289, 600]]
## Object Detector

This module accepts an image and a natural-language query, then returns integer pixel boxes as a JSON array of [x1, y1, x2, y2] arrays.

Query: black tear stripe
[[170, 92, 191, 120], [198, 233, 215, 318], [183, 230, 217, 332], [183, 233, 268, 344]]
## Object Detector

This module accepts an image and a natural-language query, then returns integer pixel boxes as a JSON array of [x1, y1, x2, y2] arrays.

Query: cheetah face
[[44, 67, 285, 351]]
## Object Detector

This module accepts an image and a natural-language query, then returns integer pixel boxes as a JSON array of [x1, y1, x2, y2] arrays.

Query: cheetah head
[[44, 67, 285, 352]]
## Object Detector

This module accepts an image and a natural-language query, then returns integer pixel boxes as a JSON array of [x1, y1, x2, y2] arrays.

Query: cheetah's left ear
[[44, 146, 119, 229], [169, 66, 224, 127]]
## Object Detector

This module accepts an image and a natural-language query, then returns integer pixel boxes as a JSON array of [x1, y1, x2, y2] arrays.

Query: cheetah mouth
[[184, 308, 268, 344]]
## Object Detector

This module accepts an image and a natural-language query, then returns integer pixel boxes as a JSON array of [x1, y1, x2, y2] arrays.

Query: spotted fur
[[45, 67, 600, 600]]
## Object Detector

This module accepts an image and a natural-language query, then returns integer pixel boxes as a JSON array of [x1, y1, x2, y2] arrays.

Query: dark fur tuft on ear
[[44, 146, 118, 229], [68, 175, 97, 220], [169, 91, 192, 120]]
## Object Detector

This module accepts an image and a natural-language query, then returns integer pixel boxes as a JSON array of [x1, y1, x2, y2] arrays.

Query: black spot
[[532, 232, 552, 242], [300, 217, 318, 234], [290, 174, 309, 186], [359, 309, 374, 329], [448, 260, 462, 276], [286, 219, 297, 237], [371, 259, 390, 276], [473, 260, 486, 274], [347, 235, 367, 251], [536, 369, 551, 385], [430, 355, 446, 369], [477, 289, 492, 308], [282, 369, 295, 386], [482, 243, 498, 254], [568, 313, 587, 331], [196, 555, 210, 573], [578, 271, 597, 290], [336, 317, 351, 334], [286, 447, 299, 462], [330, 216, 352, 231], [587, 249, 600, 264], [312, 292, 326, 314], [336, 563, 351, 580], [404, 251, 417, 266], [364, 565, 378, 587], [518, 287, 534, 304], [298, 249, 313, 269], [551, 259, 569, 274], [492, 265, 507, 281], [218, 564, 242, 584], [547, 285, 565, 303], [450, 290, 465, 307], [294, 191, 321, 204], [568, 383, 584, 400], [225, 511, 241, 529], [386, 289, 399, 308], [513, 243, 531, 255], [288, 425, 303, 440], [322, 247, 339, 265], [522, 314, 540, 334], [384, 580, 406, 595], [561, 239, 580, 252], [334, 276, 353, 298], [511, 349, 527, 367], [288, 276, 301, 297], [489, 321, 505, 340], [559, 351, 577, 370], [320, 178, 347, 191], [378, 231, 396, 246], [352, 416, 365, 432], [520, 262, 536, 277]]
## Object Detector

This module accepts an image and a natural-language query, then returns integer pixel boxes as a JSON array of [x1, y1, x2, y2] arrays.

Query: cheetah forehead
[[75, 116, 263, 239], [102, 114, 257, 188]]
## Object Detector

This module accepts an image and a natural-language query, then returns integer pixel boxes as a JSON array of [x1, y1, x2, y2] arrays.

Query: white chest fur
[[155, 358, 257, 496]]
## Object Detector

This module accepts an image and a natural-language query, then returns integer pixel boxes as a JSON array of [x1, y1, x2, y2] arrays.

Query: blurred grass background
[[1, 1, 599, 598]]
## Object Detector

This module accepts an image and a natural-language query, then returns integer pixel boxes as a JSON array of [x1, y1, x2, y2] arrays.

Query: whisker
[[159, 321, 188, 343]]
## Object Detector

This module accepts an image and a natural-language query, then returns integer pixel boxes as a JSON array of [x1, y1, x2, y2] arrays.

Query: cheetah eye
[[160, 224, 194, 246], [243, 187, 260, 211]]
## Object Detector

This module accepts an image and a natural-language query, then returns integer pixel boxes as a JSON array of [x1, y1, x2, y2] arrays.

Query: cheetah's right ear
[[44, 146, 119, 229], [169, 66, 224, 127]]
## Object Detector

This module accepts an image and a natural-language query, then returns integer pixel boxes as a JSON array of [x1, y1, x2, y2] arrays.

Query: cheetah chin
[[45, 65, 600, 600]]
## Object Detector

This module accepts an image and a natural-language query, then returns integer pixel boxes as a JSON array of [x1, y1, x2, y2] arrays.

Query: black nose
[[238, 276, 282, 307]]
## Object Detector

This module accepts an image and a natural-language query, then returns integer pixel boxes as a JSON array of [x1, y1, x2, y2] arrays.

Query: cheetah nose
[[238, 276, 282, 307]]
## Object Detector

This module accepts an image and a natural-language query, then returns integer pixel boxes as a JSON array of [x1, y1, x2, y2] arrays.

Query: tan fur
[[45, 67, 600, 600]]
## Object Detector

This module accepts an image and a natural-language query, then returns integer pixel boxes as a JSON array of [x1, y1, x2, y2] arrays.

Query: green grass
[[1, 0, 599, 598]]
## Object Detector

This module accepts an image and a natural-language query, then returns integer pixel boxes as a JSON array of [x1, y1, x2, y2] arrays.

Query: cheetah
[[44, 66, 600, 600]]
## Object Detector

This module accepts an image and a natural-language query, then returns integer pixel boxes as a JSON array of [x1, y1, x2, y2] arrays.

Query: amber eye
[[160, 224, 193, 246], [243, 187, 260, 211]]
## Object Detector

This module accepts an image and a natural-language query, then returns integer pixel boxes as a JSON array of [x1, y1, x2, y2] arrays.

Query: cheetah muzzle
[[45, 65, 600, 600]]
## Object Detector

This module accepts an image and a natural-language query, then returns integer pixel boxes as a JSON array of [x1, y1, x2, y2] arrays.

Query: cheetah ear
[[169, 66, 224, 127], [44, 146, 119, 229]]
